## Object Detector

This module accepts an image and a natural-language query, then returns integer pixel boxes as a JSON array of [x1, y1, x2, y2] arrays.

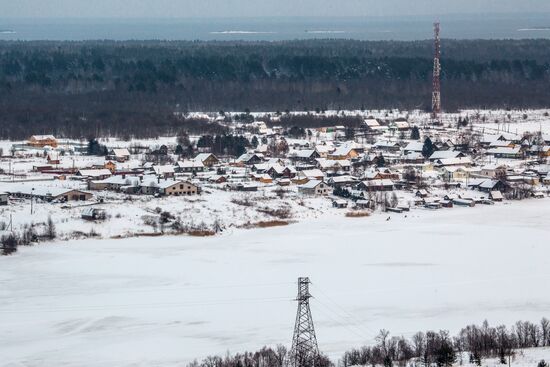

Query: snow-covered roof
[[361, 179, 394, 187], [289, 149, 317, 159], [153, 165, 175, 175], [374, 141, 400, 148], [329, 175, 358, 183], [78, 169, 112, 178], [404, 141, 424, 152], [194, 153, 216, 163], [403, 151, 424, 160], [332, 143, 361, 157], [314, 145, 335, 154], [364, 118, 380, 127], [299, 169, 324, 179], [237, 153, 263, 162], [429, 150, 464, 160], [490, 190, 504, 199], [299, 179, 325, 189], [0, 183, 91, 198], [488, 140, 512, 148], [30, 135, 56, 140], [486, 147, 521, 155], [92, 175, 141, 186], [112, 148, 130, 157], [316, 158, 351, 169], [177, 160, 205, 169], [435, 157, 472, 166]]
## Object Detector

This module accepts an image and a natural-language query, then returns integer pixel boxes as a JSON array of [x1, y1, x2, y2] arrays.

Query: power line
[[0, 295, 293, 314]]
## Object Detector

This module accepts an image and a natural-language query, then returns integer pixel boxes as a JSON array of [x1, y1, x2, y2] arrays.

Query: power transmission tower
[[290, 277, 319, 367], [432, 21, 442, 124]]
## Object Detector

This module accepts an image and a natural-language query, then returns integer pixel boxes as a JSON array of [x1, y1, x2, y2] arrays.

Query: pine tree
[[251, 136, 259, 148], [45, 216, 57, 240], [422, 137, 435, 158], [410, 126, 420, 140]]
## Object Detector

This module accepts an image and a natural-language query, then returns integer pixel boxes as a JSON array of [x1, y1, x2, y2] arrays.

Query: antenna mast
[[432, 22, 442, 124]]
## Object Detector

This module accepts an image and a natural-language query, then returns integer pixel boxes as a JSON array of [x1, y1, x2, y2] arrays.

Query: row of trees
[[1, 217, 56, 255], [185, 318, 550, 367], [196, 135, 253, 157], [342, 319, 550, 367], [1, 39, 550, 139]]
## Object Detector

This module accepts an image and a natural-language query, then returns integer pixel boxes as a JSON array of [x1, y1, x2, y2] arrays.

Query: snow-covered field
[[2, 199, 550, 366]]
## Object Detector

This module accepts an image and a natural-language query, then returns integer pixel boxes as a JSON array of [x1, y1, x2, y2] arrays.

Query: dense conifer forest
[[1, 39, 550, 139]]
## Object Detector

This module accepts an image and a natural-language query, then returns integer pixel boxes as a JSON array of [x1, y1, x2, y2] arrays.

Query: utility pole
[[290, 277, 319, 367], [30, 188, 35, 215], [432, 22, 442, 125]]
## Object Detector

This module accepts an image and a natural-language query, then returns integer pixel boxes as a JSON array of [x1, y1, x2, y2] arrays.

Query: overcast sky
[[2, 0, 550, 18]]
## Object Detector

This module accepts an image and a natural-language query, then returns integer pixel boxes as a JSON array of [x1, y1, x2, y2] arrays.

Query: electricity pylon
[[290, 277, 319, 367]]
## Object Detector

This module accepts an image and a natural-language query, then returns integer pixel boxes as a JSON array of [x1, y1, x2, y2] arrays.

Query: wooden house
[[108, 148, 131, 162], [46, 151, 60, 164], [28, 135, 58, 148], [357, 179, 395, 192], [195, 153, 220, 167]]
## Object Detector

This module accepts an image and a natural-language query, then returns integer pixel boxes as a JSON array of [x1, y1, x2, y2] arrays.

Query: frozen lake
[[1, 199, 550, 366]]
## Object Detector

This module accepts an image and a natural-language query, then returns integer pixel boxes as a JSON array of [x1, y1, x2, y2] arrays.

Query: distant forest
[[1, 39, 550, 139]]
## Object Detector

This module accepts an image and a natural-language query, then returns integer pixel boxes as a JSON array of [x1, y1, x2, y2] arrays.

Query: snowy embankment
[[1, 199, 550, 366]]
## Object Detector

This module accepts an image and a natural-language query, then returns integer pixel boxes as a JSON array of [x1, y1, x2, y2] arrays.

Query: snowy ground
[[2, 199, 550, 366], [0, 184, 335, 239]]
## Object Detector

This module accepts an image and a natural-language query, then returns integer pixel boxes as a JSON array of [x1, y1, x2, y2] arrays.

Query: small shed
[[489, 190, 504, 202], [81, 208, 107, 221], [533, 192, 545, 199], [355, 199, 372, 209], [332, 199, 348, 209], [0, 192, 8, 206]]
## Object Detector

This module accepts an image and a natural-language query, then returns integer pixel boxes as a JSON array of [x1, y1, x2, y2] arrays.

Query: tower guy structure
[[290, 277, 319, 367], [431, 21, 442, 123]]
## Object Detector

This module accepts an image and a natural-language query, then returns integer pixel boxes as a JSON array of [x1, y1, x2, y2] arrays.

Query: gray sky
[[2, 0, 550, 18]]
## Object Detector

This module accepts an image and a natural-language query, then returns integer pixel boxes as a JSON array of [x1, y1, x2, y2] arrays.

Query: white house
[[298, 180, 330, 195]]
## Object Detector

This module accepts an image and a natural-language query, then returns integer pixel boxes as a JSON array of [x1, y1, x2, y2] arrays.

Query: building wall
[[29, 138, 58, 148], [164, 182, 198, 196]]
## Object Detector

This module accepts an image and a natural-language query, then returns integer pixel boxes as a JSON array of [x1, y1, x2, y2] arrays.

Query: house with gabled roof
[[153, 165, 175, 178], [194, 153, 219, 167], [298, 180, 330, 195], [357, 179, 395, 192], [28, 135, 58, 148], [486, 146, 522, 159], [177, 160, 206, 174], [429, 150, 466, 161], [108, 148, 131, 162]]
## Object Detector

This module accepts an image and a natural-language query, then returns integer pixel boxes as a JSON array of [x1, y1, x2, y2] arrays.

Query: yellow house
[[29, 135, 58, 148], [104, 161, 117, 173], [328, 147, 359, 160]]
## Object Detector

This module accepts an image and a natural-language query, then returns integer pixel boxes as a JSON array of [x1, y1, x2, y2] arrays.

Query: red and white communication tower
[[431, 22, 441, 123]]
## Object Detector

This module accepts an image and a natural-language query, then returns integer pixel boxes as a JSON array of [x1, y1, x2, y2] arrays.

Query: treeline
[[343, 318, 550, 366], [1, 217, 56, 255], [1, 39, 550, 139], [270, 115, 364, 129], [196, 135, 253, 157], [182, 318, 550, 367]]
